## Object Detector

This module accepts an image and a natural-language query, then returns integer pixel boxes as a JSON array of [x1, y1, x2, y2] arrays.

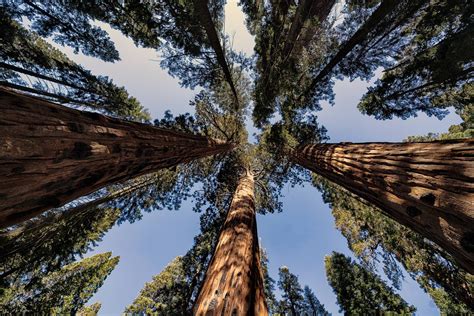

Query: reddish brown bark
[[193, 172, 268, 315], [292, 141, 474, 274], [0, 88, 232, 228]]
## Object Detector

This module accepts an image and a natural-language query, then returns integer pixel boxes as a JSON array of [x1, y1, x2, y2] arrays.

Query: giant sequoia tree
[[0, 88, 232, 227], [291, 139, 474, 274], [193, 170, 268, 315]]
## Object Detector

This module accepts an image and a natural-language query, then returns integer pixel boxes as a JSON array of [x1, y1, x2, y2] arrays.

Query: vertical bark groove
[[0, 88, 232, 228], [193, 172, 268, 315], [292, 141, 474, 274]]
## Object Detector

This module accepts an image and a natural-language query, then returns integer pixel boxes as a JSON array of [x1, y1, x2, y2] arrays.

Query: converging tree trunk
[[0, 88, 233, 228], [192, 0, 240, 104], [193, 171, 268, 315], [0, 176, 153, 262], [292, 140, 474, 274]]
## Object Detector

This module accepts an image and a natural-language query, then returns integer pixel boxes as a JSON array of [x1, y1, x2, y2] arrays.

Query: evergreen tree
[[125, 256, 186, 314], [277, 266, 305, 315], [1, 252, 119, 313], [274, 265, 327, 316], [251, 0, 473, 127], [302, 286, 329, 316], [325, 252, 416, 314], [357, 0, 473, 120], [261, 248, 278, 314], [252, 0, 336, 126], [193, 159, 268, 314]]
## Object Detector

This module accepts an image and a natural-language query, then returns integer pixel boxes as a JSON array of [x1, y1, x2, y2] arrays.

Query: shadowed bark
[[0, 88, 233, 228], [292, 140, 474, 274], [193, 172, 268, 315]]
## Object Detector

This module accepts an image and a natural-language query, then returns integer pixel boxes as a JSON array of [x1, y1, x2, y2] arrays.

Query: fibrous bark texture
[[292, 141, 474, 274], [193, 172, 268, 315], [0, 88, 232, 228]]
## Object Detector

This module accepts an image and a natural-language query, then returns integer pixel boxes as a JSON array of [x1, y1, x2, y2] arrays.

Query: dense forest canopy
[[0, 0, 472, 314]]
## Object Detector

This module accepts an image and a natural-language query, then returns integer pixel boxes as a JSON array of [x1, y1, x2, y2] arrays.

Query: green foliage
[[303, 285, 329, 316], [4, 0, 120, 61], [0, 204, 119, 304], [261, 248, 278, 313], [1, 252, 119, 313], [0, 8, 150, 121], [277, 266, 305, 315], [77, 302, 102, 316], [125, 256, 187, 314], [59, 0, 162, 50], [251, 0, 473, 126], [238, 0, 265, 35], [275, 265, 328, 316], [325, 252, 416, 314], [252, 0, 336, 127]]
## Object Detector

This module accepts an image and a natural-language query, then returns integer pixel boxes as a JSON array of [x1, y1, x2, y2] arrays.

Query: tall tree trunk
[[292, 140, 474, 274], [0, 88, 232, 228], [193, 171, 268, 315], [192, 0, 240, 106]]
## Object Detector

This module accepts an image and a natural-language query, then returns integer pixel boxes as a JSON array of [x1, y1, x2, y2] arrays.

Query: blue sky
[[51, 1, 461, 314]]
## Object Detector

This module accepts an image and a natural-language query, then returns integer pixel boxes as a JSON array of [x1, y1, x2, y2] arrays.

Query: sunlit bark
[[292, 140, 474, 274], [194, 171, 268, 315]]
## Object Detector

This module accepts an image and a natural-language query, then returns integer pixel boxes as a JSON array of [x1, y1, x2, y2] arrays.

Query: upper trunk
[[0, 88, 232, 228], [193, 172, 268, 315], [192, 0, 239, 105], [292, 140, 474, 274]]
